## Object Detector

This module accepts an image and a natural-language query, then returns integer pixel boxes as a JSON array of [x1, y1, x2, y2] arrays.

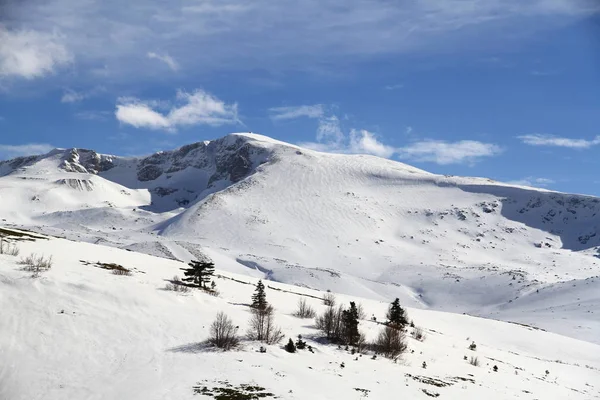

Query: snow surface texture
[[1, 133, 599, 345], [1, 232, 599, 400]]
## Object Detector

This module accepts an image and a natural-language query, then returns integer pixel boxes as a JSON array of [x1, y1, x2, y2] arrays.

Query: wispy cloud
[[384, 84, 404, 90], [0, 143, 55, 160], [268, 105, 324, 121], [115, 89, 240, 132], [506, 177, 555, 187], [530, 70, 558, 76], [147, 52, 179, 71], [301, 129, 395, 159], [396, 140, 503, 165], [518, 134, 600, 149], [74, 110, 111, 121], [291, 105, 501, 164], [5, 0, 598, 82], [0, 26, 72, 79], [61, 86, 105, 103]]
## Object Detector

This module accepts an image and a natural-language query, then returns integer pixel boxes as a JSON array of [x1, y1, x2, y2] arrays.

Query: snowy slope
[[1, 233, 599, 400], [1, 133, 599, 344]]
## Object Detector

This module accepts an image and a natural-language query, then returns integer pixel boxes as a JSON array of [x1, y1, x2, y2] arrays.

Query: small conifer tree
[[285, 338, 297, 353], [386, 298, 408, 329], [342, 301, 360, 345], [296, 335, 307, 350], [251, 280, 268, 310], [180, 260, 215, 288]]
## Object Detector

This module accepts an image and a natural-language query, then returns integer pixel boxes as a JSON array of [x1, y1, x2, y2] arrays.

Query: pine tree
[[386, 298, 408, 329], [251, 280, 268, 310], [342, 301, 360, 345], [180, 260, 215, 288], [285, 338, 296, 353]]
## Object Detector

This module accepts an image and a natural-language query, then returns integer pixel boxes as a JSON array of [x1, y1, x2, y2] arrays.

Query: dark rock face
[[153, 187, 179, 197], [138, 165, 164, 182], [134, 135, 269, 185], [60, 149, 116, 174], [5, 156, 39, 170]]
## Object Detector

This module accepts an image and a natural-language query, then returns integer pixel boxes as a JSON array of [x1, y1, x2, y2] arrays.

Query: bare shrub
[[209, 311, 240, 350], [165, 275, 192, 293], [315, 304, 344, 341], [294, 298, 316, 319], [112, 268, 132, 276], [6, 245, 20, 256], [411, 326, 426, 341], [0, 237, 20, 256], [323, 290, 336, 306], [469, 356, 480, 367], [19, 253, 53, 277], [355, 332, 368, 354], [356, 302, 367, 320], [164, 282, 192, 293], [247, 305, 284, 345], [373, 325, 407, 359]]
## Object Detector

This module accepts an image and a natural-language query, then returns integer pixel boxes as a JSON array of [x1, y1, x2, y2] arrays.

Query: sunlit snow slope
[[1, 233, 599, 400], [1, 133, 599, 343]]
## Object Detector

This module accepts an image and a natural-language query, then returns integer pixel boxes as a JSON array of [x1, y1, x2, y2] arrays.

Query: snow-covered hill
[[1, 132, 599, 344], [1, 231, 599, 400]]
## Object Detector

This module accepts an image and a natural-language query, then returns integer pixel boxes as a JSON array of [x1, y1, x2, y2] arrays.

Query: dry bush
[[469, 356, 480, 367], [323, 291, 336, 306], [373, 325, 407, 360], [315, 304, 344, 341], [356, 302, 366, 320], [112, 268, 132, 276], [247, 305, 284, 345], [0, 237, 20, 256], [164, 282, 192, 293], [294, 298, 316, 319], [411, 326, 426, 341], [19, 253, 53, 277], [209, 311, 240, 350], [165, 276, 192, 293], [355, 332, 368, 354]]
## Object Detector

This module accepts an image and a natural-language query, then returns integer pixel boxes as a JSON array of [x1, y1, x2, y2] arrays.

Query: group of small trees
[[207, 273, 412, 362], [209, 279, 284, 350], [315, 296, 410, 360]]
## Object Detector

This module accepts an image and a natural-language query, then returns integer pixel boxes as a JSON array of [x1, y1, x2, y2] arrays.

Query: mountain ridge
[[1, 132, 599, 343]]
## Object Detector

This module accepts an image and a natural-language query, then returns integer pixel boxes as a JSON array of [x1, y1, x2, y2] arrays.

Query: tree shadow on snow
[[167, 341, 222, 354]]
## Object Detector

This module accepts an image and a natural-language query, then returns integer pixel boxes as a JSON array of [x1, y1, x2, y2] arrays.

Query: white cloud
[[147, 52, 179, 71], [302, 128, 394, 158], [294, 105, 500, 164], [6, 0, 598, 82], [269, 105, 324, 121], [349, 129, 395, 158], [518, 134, 600, 149], [506, 177, 555, 187], [0, 26, 72, 79], [0, 143, 55, 160], [397, 140, 503, 165], [115, 89, 240, 132]]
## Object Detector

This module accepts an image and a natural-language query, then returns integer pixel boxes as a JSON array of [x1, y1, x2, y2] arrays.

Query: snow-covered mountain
[[1, 132, 599, 343]]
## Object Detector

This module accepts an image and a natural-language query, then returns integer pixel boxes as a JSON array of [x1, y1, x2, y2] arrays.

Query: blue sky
[[1, 0, 599, 194]]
